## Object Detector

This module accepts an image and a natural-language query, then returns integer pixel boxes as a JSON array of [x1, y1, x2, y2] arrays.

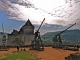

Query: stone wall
[[8, 20, 35, 46], [8, 34, 34, 46], [65, 52, 80, 60]]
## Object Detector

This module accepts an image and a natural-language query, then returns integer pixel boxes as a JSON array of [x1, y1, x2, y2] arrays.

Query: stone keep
[[8, 19, 34, 46]]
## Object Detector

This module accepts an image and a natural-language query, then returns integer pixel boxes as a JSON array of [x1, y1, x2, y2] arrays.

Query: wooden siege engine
[[52, 23, 76, 48], [29, 18, 45, 51], [0, 23, 8, 51]]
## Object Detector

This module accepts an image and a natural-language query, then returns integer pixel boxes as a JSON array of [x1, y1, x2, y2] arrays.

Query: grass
[[0, 51, 38, 60]]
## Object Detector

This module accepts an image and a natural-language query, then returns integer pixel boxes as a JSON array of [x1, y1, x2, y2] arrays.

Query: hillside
[[41, 29, 80, 45], [0, 30, 80, 45]]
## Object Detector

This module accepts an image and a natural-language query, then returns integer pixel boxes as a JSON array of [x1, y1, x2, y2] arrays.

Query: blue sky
[[0, 11, 25, 33], [0, 0, 80, 34], [0, 11, 78, 35]]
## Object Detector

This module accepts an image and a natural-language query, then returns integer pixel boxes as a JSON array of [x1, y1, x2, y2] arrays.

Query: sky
[[0, 0, 80, 34]]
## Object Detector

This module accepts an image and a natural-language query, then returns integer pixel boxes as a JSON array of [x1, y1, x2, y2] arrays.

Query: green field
[[0, 51, 38, 60]]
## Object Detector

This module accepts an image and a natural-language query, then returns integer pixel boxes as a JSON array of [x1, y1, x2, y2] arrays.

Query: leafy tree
[[41, 30, 80, 45], [12, 37, 25, 46]]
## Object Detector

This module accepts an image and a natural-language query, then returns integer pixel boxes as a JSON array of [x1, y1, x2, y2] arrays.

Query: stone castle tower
[[8, 19, 34, 46]]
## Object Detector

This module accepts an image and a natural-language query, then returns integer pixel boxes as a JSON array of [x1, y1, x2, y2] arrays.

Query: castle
[[8, 19, 34, 46]]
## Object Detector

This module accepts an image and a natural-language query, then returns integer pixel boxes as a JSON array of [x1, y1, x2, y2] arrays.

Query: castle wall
[[23, 28, 34, 34], [8, 34, 34, 46], [8, 34, 18, 46], [8, 20, 35, 46], [23, 34, 34, 45]]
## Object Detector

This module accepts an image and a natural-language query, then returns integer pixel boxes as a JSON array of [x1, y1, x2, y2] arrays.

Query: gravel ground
[[0, 47, 77, 60]]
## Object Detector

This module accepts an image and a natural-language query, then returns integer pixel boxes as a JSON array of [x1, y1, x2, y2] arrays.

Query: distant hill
[[0, 30, 80, 45], [41, 29, 80, 45]]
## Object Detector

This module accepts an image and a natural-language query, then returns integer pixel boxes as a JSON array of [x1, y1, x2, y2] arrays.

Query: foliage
[[12, 37, 25, 46], [41, 29, 80, 45], [0, 51, 38, 60]]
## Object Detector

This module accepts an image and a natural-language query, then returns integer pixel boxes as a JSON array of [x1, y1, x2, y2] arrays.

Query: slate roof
[[23, 19, 34, 27]]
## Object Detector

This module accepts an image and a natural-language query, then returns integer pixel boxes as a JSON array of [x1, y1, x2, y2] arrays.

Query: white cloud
[[0, 0, 80, 28]]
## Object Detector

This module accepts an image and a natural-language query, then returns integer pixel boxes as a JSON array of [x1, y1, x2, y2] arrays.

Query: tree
[[12, 37, 25, 46]]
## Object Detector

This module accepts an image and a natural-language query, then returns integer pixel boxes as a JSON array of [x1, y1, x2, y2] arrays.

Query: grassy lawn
[[0, 51, 38, 60]]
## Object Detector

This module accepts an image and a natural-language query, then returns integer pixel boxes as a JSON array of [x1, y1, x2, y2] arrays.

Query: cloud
[[0, 0, 80, 28]]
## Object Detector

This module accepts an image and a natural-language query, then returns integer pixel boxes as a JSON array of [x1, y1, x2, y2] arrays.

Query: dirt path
[[29, 47, 76, 60], [0, 47, 78, 60], [0, 51, 8, 59]]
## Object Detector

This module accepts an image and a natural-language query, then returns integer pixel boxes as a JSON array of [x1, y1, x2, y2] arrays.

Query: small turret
[[11, 29, 18, 35]]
